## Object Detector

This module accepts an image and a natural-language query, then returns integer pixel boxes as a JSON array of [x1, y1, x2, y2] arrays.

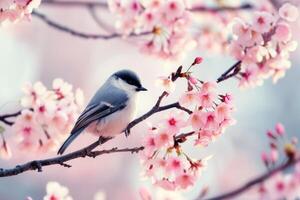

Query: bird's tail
[[57, 128, 84, 155]]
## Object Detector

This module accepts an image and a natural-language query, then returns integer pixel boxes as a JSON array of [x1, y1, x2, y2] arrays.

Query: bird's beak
[[137, 86, 147, 91]]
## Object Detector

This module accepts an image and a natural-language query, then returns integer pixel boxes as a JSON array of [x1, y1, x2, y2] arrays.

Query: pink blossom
[[252, 12, 274, 33], [21, 82, 47, 108], [279, 3, 299, 22], [139, 187, 152, 200], [93, 191, 106, 200], [275, 123, 285, 136], [179, 91, 197, 107], [198, 91, 216, 108], [202, 112, 218, 130], [165, 157, 183, 174], [175, 172, 195, 189], [0, 0, 41, 24], [155, 129, 173, 148], [43, 182, 73, 200], [230, 6, 298, 87], [215, 103, 232, 122], [155, 179, 176, 191], [192, 57, 203, 65], [162, 111, 185, 133], [156, 76, 175, 93], [12, 79, 84, 155], [274, 22, 292, 42], [189, 110, 205, 130], [142, 133, 158, 157], [200, 82, 217, 93], [162, 0, 185, 23]]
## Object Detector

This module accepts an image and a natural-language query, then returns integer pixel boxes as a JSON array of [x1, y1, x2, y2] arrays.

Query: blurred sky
[[0, 2, 300, 200]]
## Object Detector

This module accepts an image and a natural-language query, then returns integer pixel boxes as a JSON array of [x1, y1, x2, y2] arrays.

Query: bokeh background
[[0, 0, 300, 199]]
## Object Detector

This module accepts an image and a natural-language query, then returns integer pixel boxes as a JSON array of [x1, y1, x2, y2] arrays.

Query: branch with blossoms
[[201, 123, 300, 200], [0, 57, 237, 181], [1, 0, 258, 59]]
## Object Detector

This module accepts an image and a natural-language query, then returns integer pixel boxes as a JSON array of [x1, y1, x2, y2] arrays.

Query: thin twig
[[42, 0, 107, 8], [201, 157, 300, 200], [216, 61, 242, 83], [88, 5, 115, 33], [189, 3, 254, 12], [0, 62, 240, 177], [42, 0, 254, 13], [0, 141, 143, 177], [32, 11, 150, 40], [0, 111, 21, 126]]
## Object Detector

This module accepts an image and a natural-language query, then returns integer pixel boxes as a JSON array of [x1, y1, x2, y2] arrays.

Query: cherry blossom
[[140, 62, 235, 191], [108, 0, 196, 59], [0, 0, 41, 25], [229, 3, 298, 88], [11, 79, 84, 156], [156, 76, 176, 93], [43, 182, 73, 200], [255, 123, 300, 199], [279, 3, 299, 22], [139, 187, 184, 200], [93, 191, 106, 200]]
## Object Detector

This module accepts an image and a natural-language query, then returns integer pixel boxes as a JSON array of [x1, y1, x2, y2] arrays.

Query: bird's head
[[112, 69, 147, 94]]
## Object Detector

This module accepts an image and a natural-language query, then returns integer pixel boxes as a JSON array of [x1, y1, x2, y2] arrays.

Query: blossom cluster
[[7, 79, 84, 156], [229, 3, 299, 88], [0, 0, 41, 24], [26, 181, 106, 200], [108, 0, 195, 59], [258, 123, 300, 200], [140, 60, 236, 191]]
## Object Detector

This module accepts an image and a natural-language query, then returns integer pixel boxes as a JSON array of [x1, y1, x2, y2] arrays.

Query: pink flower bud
[[275, 123, 285, 136], [192, 57, 203, 65], [267, 130, 277, 140], [270, 149, 279, 163], [261, 152, 269, 163], [188, 76, 198, 85]]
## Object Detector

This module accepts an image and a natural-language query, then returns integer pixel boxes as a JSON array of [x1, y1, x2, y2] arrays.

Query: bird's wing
[[70, 101, 126, 135]]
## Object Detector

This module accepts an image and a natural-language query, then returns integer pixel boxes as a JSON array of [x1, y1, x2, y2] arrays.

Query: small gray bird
[[57, 69, 147, 155]]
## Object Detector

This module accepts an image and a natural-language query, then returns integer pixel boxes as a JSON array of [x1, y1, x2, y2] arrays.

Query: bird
[[57, 69, 147, 155]]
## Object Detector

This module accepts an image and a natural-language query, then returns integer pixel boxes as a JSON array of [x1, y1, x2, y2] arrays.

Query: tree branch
[[216, 61, 242, 83], [42, 0, 108, 8], [189, 3, 254, 12], [0, 139, 144, 177], [0, 61, 240, 177], [202, 157, 300, 200], [42, 0, 254, 13], [35, 1, 254, 39], [0, 111, 21, 126], [32, 11, 150, 40]]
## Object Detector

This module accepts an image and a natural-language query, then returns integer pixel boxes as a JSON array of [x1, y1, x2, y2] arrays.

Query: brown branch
[[216, 61, 242, 83], [0, 138, 144, 177], [0, 61, 240, 177], [0, 111, 21, 126], [42, 0, 108, 8], [201, 157, 300, 200], [0, 85, 192, 178], [37, 1, 254, 40], [32, 11, 150, 40], [42, 0, 254, 13], [189, 3, 254, 12]]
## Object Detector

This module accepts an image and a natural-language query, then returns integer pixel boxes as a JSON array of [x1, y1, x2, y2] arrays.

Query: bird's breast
[[87, 94, 138, 137]]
